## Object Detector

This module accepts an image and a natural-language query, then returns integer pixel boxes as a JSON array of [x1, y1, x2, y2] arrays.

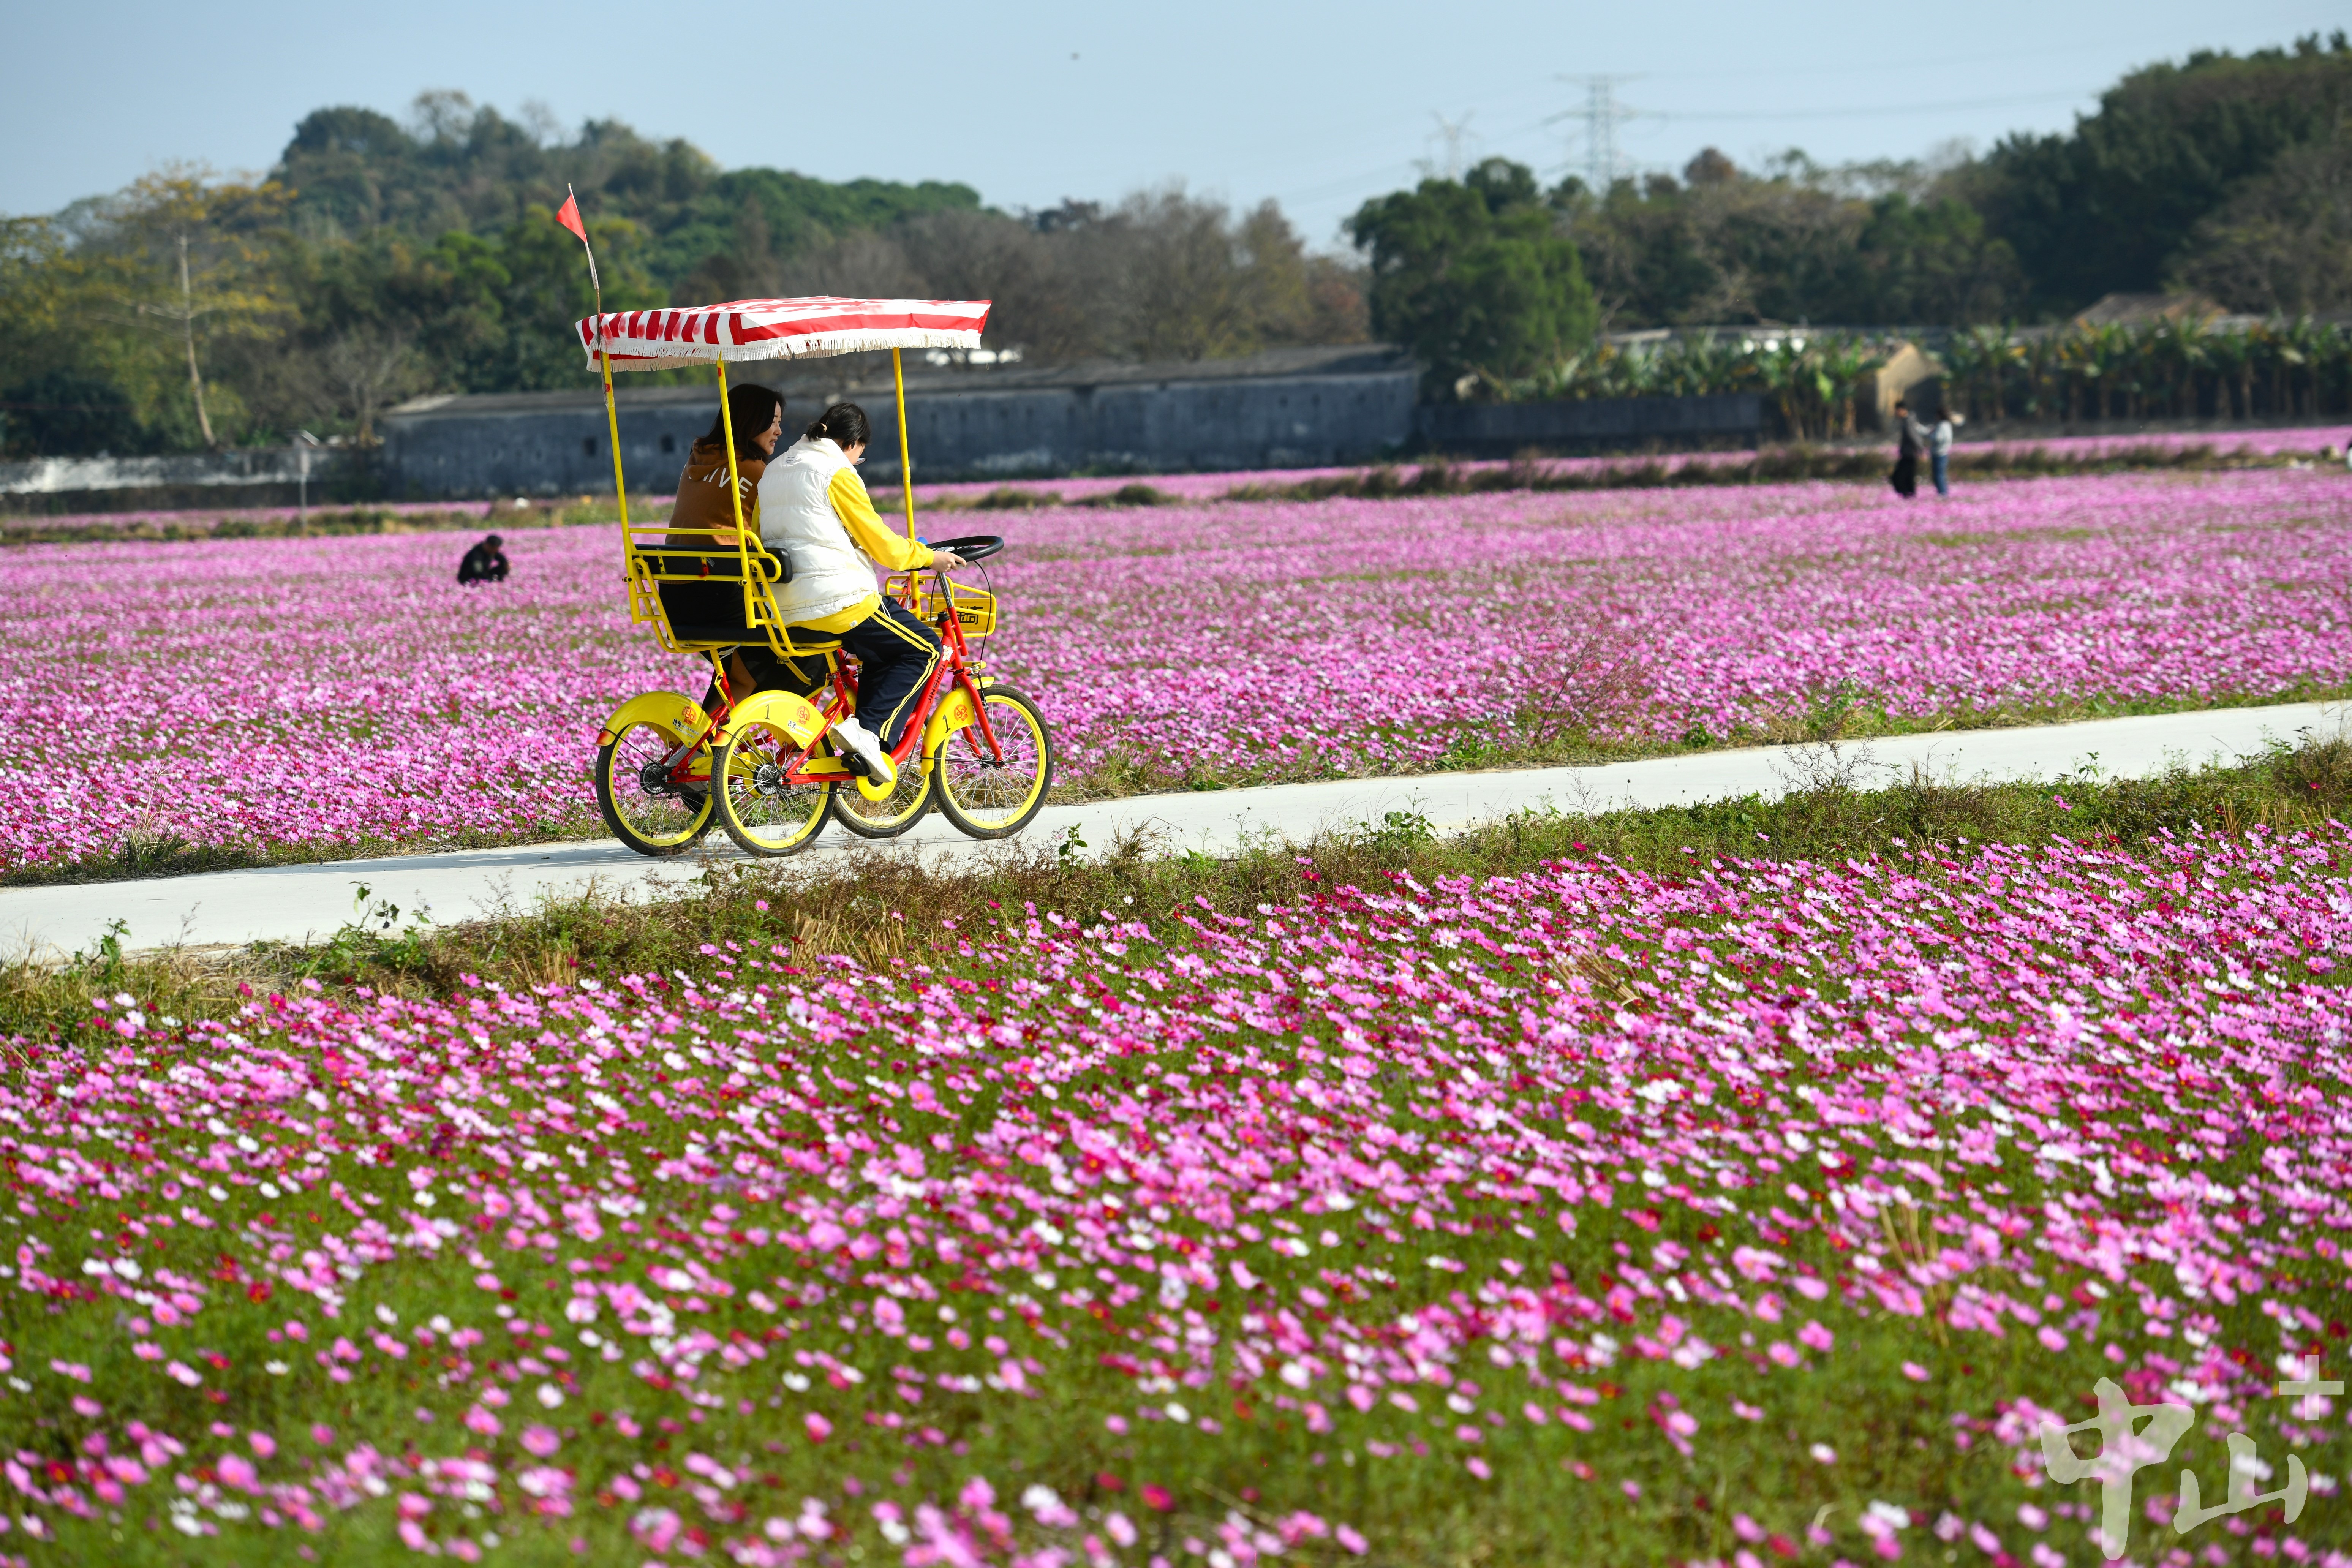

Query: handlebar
[[926, 534, 1006, 563]]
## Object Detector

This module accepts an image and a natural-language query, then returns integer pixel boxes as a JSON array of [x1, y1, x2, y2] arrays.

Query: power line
[[1650, 89, 2090, 124]]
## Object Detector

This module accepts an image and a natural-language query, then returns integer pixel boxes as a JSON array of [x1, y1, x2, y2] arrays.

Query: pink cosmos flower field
[[2, 467, 2349, 875], [0, 824, 2345, 1563], [907, 422, 2352, 504]]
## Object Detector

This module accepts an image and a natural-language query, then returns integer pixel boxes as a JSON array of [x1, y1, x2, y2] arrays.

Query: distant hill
[[274, 95, 982, 292]]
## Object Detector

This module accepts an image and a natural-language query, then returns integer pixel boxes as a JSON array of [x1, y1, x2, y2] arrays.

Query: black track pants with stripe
[[831, 598, 942, 749]]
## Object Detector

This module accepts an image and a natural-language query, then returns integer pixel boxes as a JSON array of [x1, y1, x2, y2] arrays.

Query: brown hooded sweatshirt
[[664, 439, 765, 550]]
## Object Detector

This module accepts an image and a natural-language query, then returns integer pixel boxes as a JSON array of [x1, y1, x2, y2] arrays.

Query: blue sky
[[4, 0, 2343, 247]]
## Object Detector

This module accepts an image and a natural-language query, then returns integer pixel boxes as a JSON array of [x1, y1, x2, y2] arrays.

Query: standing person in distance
[[760, 403, 969, 787], [1889, 400, 1925, 500], [457, 534, 509, 584], [1929, 405, 1961, 498]]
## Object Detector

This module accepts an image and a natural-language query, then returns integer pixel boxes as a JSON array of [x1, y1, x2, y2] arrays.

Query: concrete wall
[[873, 370, 1418, 481], [5, 356, 1776, 512], [0, 448, 360, 514], [377, 392, 717, 501], [375, 349, 1423, 498], [1415, 394, 1764, 457]]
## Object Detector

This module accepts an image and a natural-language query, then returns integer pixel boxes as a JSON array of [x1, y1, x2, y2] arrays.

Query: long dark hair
[[701, 384, 785, 460], [805, 403, 871, 449]]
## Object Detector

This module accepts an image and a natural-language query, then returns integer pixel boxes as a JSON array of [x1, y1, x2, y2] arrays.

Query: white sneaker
[[830, 716, 896, 786]]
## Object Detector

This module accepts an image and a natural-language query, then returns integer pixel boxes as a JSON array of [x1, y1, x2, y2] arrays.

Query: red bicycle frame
[[773, 575, 1009, 787]]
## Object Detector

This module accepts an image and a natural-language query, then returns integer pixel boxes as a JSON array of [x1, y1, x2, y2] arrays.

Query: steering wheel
[[926, 534, 1006, 561]]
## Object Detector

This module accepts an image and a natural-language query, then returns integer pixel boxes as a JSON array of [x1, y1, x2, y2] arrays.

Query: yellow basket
[[893, 574, 998, 637]]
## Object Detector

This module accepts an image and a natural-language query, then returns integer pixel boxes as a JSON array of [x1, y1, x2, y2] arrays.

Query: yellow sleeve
[[828, 467, 933, 572]]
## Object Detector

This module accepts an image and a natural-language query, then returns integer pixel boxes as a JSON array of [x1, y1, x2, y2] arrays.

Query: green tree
[[1848, 194, 2020, 323], [99, 171, 291, 448], [1549, 148, 2018, 329], [2168, 138, 2352, 315], [272, 93, 983, 300], [482, 207, 663, 392], [248, 228, 511, 440], [1348, 159, 1598, 397], [1965, 32, 2352, 313]]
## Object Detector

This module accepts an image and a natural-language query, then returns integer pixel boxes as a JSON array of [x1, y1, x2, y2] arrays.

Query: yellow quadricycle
[[575, 295, 1055, 858]]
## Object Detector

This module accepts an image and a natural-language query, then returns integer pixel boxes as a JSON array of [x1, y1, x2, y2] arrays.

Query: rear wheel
[[594, 721, 714, 857], [711, 722, 831, 857], [936, 687, 1054, 839], [829, 741, 936, 839]]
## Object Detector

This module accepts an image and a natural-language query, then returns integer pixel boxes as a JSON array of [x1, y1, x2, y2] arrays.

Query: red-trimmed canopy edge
[[574, 296, 991, 370]]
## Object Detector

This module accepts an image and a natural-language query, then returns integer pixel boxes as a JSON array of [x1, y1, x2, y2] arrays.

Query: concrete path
[[3, 701, 2341, 958]]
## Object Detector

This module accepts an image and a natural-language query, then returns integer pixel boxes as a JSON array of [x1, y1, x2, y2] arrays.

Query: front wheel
[[711, 722, 831, 857], [593, 720, 715, 857], [936, 687, 1054, 839], [829, 740, 937, 839]]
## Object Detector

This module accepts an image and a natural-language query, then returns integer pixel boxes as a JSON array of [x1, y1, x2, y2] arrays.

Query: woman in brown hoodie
[[657, 384, 824, 709]]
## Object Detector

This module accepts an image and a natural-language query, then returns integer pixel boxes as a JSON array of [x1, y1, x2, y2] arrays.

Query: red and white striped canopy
[[575, 296, 990, 371]]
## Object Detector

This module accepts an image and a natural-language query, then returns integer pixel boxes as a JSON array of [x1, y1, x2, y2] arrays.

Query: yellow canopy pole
[[597, 331, 627, 534], [714, 359, 752, 634], [892, 346, 916, 542]]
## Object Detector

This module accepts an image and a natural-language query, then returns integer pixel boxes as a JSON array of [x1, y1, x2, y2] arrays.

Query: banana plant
[[2204, 326, 2254, 420], [2281, 315, 2330, 418], [1942, 325, 2010, 423], [1816, 337, 1886, 436], [2017, 331, 2064, 422]]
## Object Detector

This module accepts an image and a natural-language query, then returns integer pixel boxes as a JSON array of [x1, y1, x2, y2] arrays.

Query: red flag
[[554, 193, 588, 244]]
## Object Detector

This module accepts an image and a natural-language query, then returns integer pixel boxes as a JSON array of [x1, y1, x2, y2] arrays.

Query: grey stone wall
[[3, 355, 1781, 514], [1415, 394, 1764, 457], [376, 345, 1424, 498], [0, 448, 360, 514]]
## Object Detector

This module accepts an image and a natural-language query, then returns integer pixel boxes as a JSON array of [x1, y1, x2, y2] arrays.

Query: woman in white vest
[[758, 403, 969, 785]]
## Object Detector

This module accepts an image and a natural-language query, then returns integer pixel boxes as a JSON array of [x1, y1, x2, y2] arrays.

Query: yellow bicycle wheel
[[935, 687, 1054, 839], [828, 739, 936, 839], [711, 722, 831, 857], [593, 721, 715, 857]]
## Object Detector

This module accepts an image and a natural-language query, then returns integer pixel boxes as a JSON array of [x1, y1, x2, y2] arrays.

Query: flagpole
[[565, 185, 629, 539]]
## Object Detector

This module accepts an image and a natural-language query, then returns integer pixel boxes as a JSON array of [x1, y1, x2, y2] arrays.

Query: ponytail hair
[[806, 402, 871, 450]]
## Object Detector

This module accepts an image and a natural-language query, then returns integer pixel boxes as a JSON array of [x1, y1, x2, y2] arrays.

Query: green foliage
[[1967, 32, 2352, 312], [0, 96, 985, 452], [1554, 155, 2023, 330], [274, 96, 982, 296], [2169, 138, 2352, 315], [2, 95, 1370, 453], [1534, 329, 1887, 439], [1348, 158, 1599, 396], [1409, 35, 2347, 333], [1940, 316, 2352, 425]]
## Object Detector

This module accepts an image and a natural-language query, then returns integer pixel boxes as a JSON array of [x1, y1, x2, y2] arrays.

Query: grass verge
[[11, 733, 2347, 1042]]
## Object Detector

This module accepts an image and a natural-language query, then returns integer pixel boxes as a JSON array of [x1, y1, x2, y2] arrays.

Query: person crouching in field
[[658, 384, 828, 714], [456, 534, 509, 584]]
